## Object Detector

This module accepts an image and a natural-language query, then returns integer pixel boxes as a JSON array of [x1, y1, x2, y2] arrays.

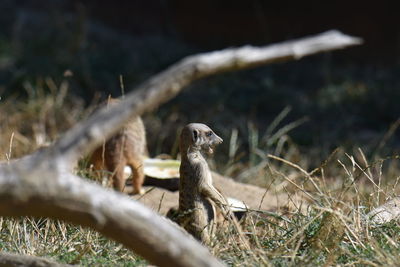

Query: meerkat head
[[180, 123, 223, 155]]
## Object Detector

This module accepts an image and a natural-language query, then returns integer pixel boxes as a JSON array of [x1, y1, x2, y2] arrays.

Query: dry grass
[[2, 81, 400, 266], [0, 218, 145, 266], [0, 78, 96, 160]]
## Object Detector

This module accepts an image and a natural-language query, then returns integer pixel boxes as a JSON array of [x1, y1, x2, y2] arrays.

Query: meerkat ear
[[192, 129, 199, 144]]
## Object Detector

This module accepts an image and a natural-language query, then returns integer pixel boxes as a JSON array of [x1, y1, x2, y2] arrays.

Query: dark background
[[72, 0, 400, 64], [1, 0, 400, 163]]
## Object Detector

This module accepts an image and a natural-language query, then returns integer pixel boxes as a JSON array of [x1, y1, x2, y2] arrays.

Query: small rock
[[368, 197, 400, 224]]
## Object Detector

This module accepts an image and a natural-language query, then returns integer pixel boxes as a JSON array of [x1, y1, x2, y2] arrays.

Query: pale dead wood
[[0, 30, 361, 267], [55, 30, 362, 166], [0, 155, 222, 267]]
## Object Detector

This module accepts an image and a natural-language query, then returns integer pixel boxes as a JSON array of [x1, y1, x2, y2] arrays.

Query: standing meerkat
[[178, 123, 229, 243], [89, 98, 146, 195]]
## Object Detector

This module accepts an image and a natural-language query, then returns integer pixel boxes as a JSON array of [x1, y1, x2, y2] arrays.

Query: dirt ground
[[130, 172, 308, 215]]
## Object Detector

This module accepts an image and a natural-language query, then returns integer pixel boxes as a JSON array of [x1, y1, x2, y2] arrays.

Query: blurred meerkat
[[88, 98, 146, 195], [177, 123, 229, 243]]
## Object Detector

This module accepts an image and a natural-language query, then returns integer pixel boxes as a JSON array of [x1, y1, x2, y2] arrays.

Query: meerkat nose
[[215, 135, 223, 144]]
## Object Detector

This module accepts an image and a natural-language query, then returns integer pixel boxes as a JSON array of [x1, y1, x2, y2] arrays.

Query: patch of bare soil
[[129, 172, 308, 215]]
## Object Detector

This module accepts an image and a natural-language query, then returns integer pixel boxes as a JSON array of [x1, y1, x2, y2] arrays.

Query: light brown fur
[[89, 98, 146, 194], [177, 123, 228, 243]]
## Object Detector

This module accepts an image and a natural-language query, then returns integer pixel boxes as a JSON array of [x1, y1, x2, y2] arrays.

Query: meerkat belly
[[181, 195, 214, 242], [179, 161, 215, 224], [192, 197, 214, 226]]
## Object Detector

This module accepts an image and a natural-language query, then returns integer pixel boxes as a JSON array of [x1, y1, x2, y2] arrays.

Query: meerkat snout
[[206, 131, 223, 154]]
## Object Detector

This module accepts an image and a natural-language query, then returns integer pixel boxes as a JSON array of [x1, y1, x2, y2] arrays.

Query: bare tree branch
[[55, 30, 362, 165], [0, 30, 362, 267], [0, 158, 224, 267]]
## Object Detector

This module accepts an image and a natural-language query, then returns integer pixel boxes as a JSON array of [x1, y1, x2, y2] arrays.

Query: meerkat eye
[[206, 131, 212, 137]]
